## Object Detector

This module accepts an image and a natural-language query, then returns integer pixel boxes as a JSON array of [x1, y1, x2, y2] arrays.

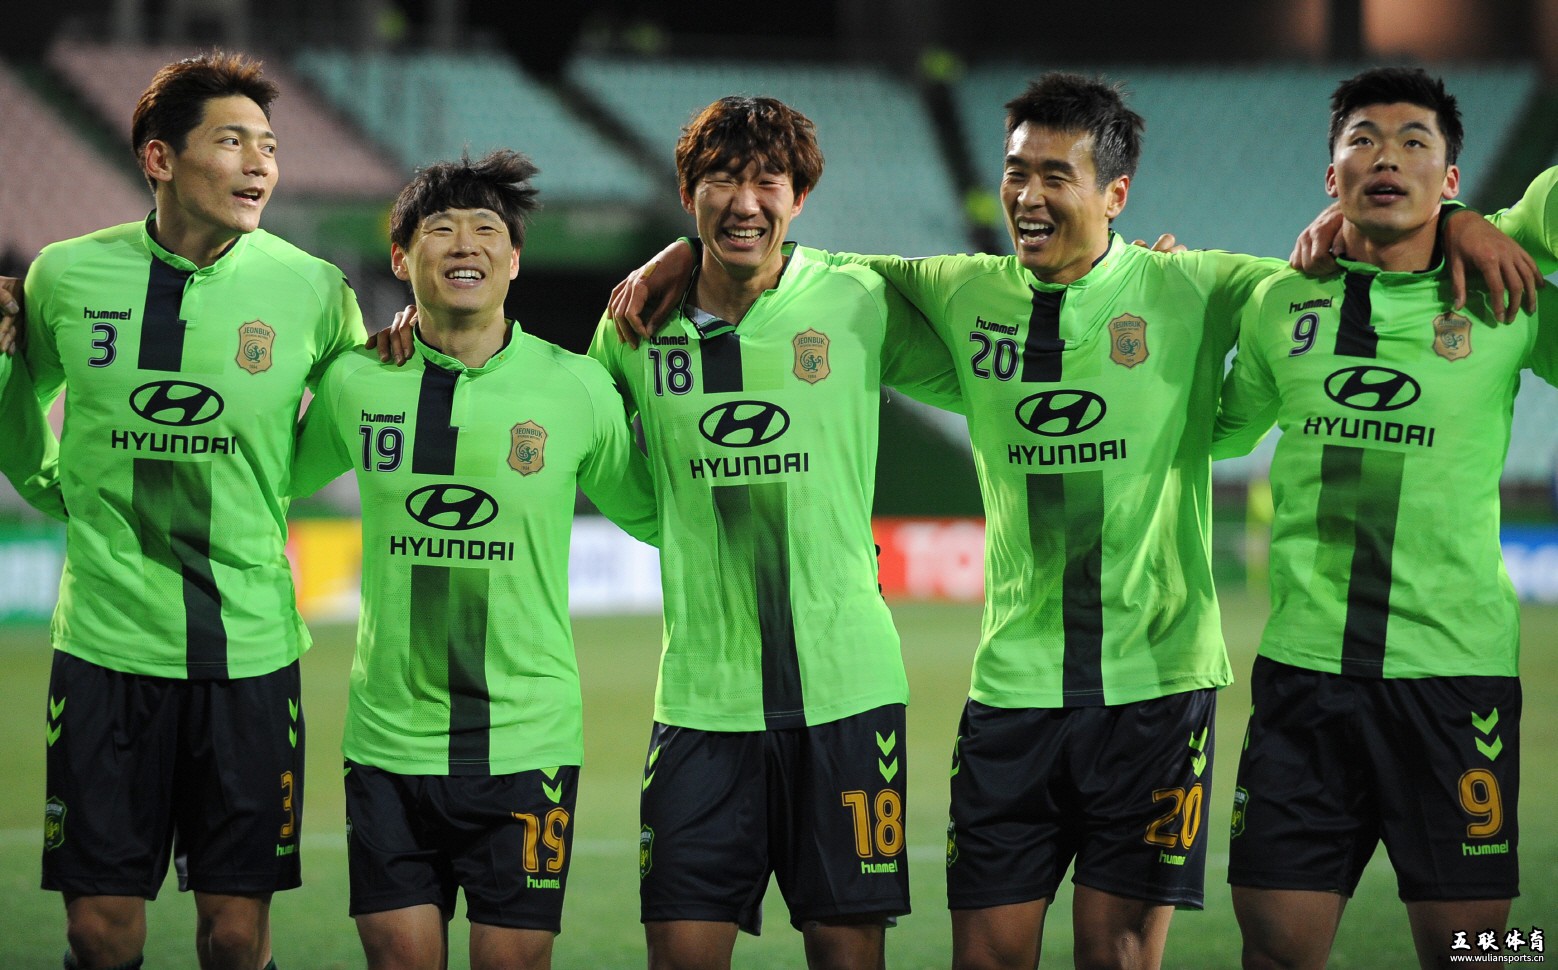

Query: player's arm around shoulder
[[1488, 165, 1558, 273], [291, 346, 376, 498], [569, 350, 658, 547], [1528, 285, 1558, 386], [20, 244, 74, 405], [304, 263, 369, 389], [871, 275, 966, 414], [1211, 271, 1286, 461], [1169, 247, 1288, 354]]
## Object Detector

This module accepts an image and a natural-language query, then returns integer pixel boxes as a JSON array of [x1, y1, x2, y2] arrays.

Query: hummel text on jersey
[[110, 430, 239, 454], [1289, 298, 1334, 313], [1007, 439, 1127, 467], [1301, 415, 1435, 448], [689, 452, 810, 479], [387, 535, 515, 561], [861, 860, 899, 874], [975, 316, 1019, 335], [360, 410, 405, 424], [83, 307, 132, 320]]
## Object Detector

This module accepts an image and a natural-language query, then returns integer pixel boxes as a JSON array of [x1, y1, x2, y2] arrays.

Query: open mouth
[[445, 268, 484, 284], [1015, 217, 1055, 245], [233, 188, 264, 204], [723, 227, 765, 245], [1364, 184, 1406, 199]]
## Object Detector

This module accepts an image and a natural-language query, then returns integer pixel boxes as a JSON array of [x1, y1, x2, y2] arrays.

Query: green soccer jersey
[[24, 217, 365, 679], [293, 326, 658, 774], [830, 237, 1281, 708], [0, 353, 65, 521], [1213, 171, 1558, 679], [588, 244, 961, 731]]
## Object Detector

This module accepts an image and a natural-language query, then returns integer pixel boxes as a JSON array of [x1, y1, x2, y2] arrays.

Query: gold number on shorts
[[513, 809, 572, 873], [1144, 783, 1204, 849], [279, 771, 296, 839], [841, 789, 904, 858], [1458, 769, 1503, 838]]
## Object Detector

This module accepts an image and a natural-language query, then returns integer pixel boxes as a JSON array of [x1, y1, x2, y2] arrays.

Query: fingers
[[392, 307, 417, 365], [1449, 253, 1469, 312], [0, 280, 20, 356]]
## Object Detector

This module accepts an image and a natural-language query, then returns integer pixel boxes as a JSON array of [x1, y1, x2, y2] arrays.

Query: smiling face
[[148, 94, 277, 258], [681, 159, 805, 285], [1327, 101, 1459, 250], [1001, 122, 1127, 284], [391, 207, 520, 326]]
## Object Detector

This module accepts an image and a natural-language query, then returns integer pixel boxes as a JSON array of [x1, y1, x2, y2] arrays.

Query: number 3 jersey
[[1213, 169, 1558, 679], [23, 218, 365, 680], [293, 328, 658, 774], [588, 244, 962, 732], [829, 239, 1282, 709]]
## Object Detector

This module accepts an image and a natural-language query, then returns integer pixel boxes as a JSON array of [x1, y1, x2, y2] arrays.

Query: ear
[[791, 189, 808, 219], [1325, 164, 1340, 199], [680, 184, 696, 216], [1104, 175, 1129, 220], [390, 242, 410, 281], [143, 140, 175, 186], [1440, 164, 1461, 201], [508, 246, 521, 280]]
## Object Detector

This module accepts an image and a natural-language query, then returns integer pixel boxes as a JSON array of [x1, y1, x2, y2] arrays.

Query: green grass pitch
[[1, 591, 1553, 968]]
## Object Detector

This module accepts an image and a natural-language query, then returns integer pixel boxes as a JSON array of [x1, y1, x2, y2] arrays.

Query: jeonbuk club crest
[[639, 825, 654, 878], [793, 328, 831, 383], [1432, 311, 1473, 361], [1108, 313, 1149, 368], [44, 796, 65, 850], [508, 420, 547, 475], [236, 320, 275, 374]]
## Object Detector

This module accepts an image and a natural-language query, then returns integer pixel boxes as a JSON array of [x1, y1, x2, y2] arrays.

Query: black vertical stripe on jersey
[[699, 333, 744, 393], [412, 364, 459, 475], [713, 482, 803, 728], [1021, 288, 1064, 382], [411, 563, 493, 772], [133, 458, 227, 677], [137, 258, 192, 371], [1334, 271, 1378, 359], [1027, 471, 1105, 705], [1328, 445, 1404, 676]]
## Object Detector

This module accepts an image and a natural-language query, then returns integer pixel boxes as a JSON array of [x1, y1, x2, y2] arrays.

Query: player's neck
[[418, 310, 511, 368], [1337, 219, 1439, 273], [692, 252, 785, 325], [150, 209, 243, 269]]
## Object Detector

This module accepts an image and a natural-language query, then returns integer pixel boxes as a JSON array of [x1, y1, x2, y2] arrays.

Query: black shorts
[[346, 760, 580, 932], [41, 651, 304, 897], [1227, 656, 1521, 901], [639, 704, 910, 934], [946, 691, 1216, 911]]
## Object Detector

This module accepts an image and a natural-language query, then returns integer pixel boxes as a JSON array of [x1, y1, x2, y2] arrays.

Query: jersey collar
[[140, 211, 250, 277], [679, 241, 802, 338], [1024, 233, 1125, 293], [412, 320, 523, 374]]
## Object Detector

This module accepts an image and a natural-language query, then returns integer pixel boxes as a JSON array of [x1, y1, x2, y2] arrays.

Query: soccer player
[[609, 74, 1537, 970], [292, 149, 658, 970], [586, 96, 962, 970], [21, 52, 365, 970], [1213, 67, 1558, 970]]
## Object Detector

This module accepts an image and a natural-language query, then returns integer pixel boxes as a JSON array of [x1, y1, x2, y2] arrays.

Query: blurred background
[[2, 4, 1557, 966]]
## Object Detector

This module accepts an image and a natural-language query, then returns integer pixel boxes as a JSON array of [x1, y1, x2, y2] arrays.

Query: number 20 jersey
[[24, 219, 365, 680], [831, 238, 1281, 709]]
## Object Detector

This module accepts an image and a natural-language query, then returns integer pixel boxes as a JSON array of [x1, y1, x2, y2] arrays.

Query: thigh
[[771, 704, 909, 928], [639, 723, 769, 933], [1227, 657, 1378, 895], [355, 903, 448, 970], [43, 652, 180, 897], [946, 700, 1074, 910], [175, 661, 305, 894], [347, 762, 456, 919], [1070, 689, 1218, 910], [1375, 675, 1521, 902], [441, 767, 581, 933]]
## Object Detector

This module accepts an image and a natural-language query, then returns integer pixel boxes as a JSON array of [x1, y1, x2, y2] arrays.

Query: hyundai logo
[[698, 400, 791, 448], [1323, 366, 1421, 412], [405, 484, 499, 531], [1014, 390, 1107, 437], [128, 380, 224, 427]]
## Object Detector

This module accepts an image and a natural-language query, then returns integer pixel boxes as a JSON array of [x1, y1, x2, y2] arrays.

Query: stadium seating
[[0, 58, 146, 263], [291, 50, 655, 203], [48, 40, 402, 198], [567, 54, 971, 257]]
